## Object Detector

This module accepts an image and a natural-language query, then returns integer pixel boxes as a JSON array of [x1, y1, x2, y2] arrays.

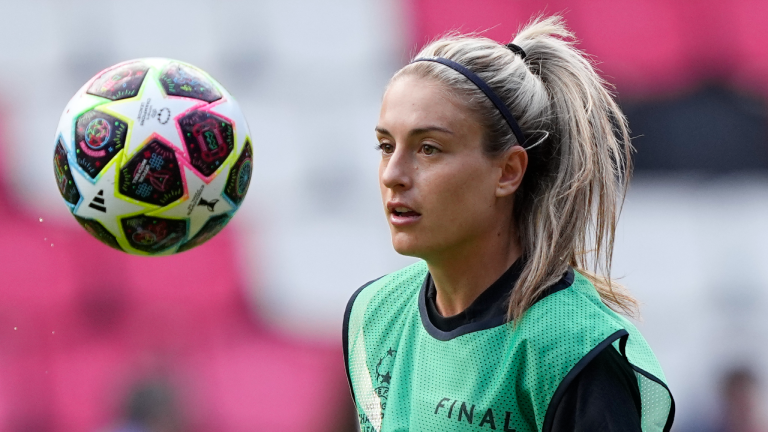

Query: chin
[[390, 231, 430, 258]]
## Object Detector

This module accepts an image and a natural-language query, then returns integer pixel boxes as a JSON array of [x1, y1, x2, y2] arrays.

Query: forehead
[[378, 75, 476, 133]]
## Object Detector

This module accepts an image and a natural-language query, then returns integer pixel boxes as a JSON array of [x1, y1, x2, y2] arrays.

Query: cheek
[[422, 160, 498, 232]]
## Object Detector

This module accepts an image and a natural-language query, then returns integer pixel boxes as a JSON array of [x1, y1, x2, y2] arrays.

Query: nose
[[380, 148, 412, 191]]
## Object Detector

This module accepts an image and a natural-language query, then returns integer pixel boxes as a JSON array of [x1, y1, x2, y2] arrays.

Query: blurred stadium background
[[0, 0, 767, 430]]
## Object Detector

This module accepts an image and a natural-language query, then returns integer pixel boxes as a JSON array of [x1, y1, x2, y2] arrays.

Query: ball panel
[[86, 61, 150, 101], [146, 163, 234, 240], [208, 98, 251, 156], [70, 161, 154, 247], [176, 214, 231, 253], [179, 110, 234, 177], [118, 139, 184, 206], [120, 215, 187, 254], [223, 139, 253, 207], [74, 215, 124, 251], [74, 109, 128, 178], [159, 62, 222, 103], [53, 138, 81, 206], [57, 94, 111, 154]]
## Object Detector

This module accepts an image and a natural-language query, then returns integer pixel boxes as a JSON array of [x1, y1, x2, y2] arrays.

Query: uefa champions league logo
[[137, 98, 171, 125], [375, 348, 396, 418]]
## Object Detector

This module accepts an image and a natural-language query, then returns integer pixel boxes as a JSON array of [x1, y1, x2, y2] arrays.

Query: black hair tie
[[506, 43, 527, 59]]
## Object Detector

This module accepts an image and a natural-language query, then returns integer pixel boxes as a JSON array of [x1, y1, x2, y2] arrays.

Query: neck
[[427, 222, 521, 317]]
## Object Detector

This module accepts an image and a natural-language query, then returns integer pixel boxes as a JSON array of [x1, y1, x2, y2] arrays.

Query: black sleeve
[[551, 345, 642, 432]]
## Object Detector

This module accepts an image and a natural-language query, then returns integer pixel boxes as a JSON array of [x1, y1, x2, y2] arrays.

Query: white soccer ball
[[53, 58, 253, 255]]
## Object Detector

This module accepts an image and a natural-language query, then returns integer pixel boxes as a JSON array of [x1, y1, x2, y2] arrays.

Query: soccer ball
[[53, 58, 253, 255]]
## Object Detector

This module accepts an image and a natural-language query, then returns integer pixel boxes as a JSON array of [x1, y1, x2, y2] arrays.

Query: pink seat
[[409, 0, 768, 96], [0, 189, 348, 431]]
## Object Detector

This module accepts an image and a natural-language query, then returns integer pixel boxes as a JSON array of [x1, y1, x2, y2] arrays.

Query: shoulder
[[531, 270, 675, 431], [342, 261, 428, 401], [518, 269, 626, 341], [563, 270, 673, 388], [342, 260, 428, 345], [343, 260, 428, 322]]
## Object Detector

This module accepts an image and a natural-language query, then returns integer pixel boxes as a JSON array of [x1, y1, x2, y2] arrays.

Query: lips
[[387, 202, 421, 226], [392, 206, 420, 217]]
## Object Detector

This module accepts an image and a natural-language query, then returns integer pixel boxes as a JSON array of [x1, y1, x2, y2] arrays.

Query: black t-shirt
[[424, 260, 642, 431]]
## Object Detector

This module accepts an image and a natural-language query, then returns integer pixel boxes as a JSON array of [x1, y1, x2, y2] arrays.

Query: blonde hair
[[392, 15, 638, 320]]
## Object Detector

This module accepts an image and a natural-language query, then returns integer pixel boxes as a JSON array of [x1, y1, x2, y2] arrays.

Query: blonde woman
[[343, 16, 674, 432]]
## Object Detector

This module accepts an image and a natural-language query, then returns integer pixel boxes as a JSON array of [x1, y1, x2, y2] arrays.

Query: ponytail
[[393, 15, 638, 321], [509, 16, 637, 320]]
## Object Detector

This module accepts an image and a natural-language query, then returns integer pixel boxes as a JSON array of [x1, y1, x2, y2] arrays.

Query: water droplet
[[44, 238, 47, 241], [50, 244, 54, 247], [13, 327, 17, 330], [38, 218, 43, 222], [51, 331, 55, 335]]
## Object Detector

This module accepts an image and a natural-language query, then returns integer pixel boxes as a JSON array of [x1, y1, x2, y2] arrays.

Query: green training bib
[[343, 261, 674, 432]]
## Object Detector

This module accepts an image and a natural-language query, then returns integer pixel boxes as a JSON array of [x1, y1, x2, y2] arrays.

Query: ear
[[496, 145, 528, 198]]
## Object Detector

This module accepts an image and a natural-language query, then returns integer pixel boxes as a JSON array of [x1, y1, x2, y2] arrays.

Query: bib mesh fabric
[[345, 261, 674, 432]]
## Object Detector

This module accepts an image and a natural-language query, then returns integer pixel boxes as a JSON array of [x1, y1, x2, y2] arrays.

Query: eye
[[377, 142, 394, 154], [421, 144, 439, 155]]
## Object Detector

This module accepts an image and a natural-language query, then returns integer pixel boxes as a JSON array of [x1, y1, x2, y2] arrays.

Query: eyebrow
[[375, 126, 454, 137]]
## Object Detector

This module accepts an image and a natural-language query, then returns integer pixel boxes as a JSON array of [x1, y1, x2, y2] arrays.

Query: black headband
[[411, 56, 526, 146]]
